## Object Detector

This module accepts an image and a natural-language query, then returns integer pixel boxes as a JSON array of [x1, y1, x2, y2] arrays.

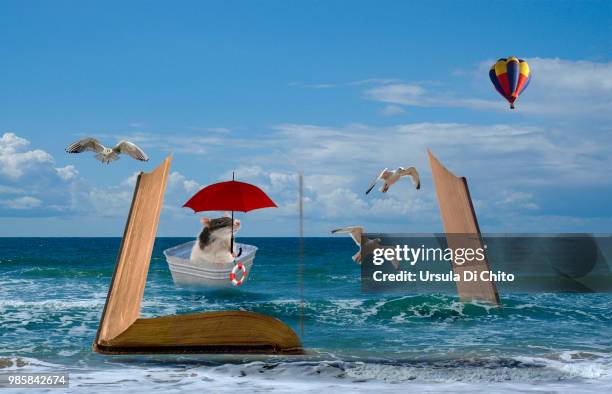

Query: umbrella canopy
[[183, 180, 277, 213], [183, 175, 277, 257]]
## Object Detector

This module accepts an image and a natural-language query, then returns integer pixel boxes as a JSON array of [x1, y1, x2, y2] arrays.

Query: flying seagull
[[365, 167, 420, 194], [331, 226, 399, 269], [65, 138, 149, 164], [331, 226, 378, 264]]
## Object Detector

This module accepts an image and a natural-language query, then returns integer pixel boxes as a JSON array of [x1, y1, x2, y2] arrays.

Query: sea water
[[0, 237, 611, 393]]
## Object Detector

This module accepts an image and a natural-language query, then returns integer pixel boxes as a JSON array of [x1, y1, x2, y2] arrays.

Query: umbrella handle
[[230, 209, 234, 253]]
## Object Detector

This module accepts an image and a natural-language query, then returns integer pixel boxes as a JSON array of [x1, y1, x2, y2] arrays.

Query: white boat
[[163, 241, 257, 287]]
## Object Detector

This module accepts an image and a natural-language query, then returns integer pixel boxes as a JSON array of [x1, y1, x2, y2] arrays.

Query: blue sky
[[0, 1, 611, 236]]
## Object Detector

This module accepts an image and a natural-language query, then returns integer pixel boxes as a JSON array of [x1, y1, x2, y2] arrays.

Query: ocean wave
[[0, 299, 106, 310], [222, 294, 585, 326], [0, 356, 64, 371], [1, 265, 114, 279], [5, 356, 610, 393]]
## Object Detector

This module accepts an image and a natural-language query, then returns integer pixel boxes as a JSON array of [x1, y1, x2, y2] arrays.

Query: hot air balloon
[[489, 57, 531, 109]]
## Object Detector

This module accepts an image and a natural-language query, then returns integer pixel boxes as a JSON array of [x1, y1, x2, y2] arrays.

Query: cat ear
[[200, 217, 211, 226], [223, 211, 232, 218]]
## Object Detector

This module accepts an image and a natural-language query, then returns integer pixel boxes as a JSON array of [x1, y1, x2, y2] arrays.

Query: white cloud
[[99, 131, 225, 155], [119, 171, 199, 196], [185, 126, 232, 133], [0, 185, 25, 194], [291, 78, 402, 89], [220, 120, 612, 233], [177, 115, 609, 228], [509, 58, 612, 93], [86, 186, 134, 217], [3, 50, 612, 233], [304, 174, 352, 193], [0, 133, 203, 221], [55, 165, 79, 181], [226, 165, 265, 180], [0, 133, 54, 179], [364, 83, 498, 110], [315, 188, 368, 218], [496, 191, 539, 210], [168, 171, 201, 194], [0, 133, 88, 216], [0, 196, 42, 210], [366, 83, 426, 105], [289, 81, 336, 89], [362, 58, 612, 116], [269, 121, 612, 188], [348, 78, 402, 86], [380, 105, 406, 116], [121, 172, 141, 188], [219, 164, 434, 224], [84, 170, 201, 219], [477, 57, 612, 115], [369, 193, 431, 216]]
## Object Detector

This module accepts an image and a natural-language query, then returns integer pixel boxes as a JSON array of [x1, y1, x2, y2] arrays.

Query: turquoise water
[[1, 237, 611, 393]]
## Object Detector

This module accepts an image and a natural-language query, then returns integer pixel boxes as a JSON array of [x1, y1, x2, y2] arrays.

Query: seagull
[[365, 167, 420, 194], [331, 226, 379, 264], [65, 138, 149, 164], [331, 226, 400, 269]]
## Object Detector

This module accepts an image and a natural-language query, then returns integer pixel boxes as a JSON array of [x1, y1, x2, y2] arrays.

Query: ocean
[[1, 237, 611, 393]]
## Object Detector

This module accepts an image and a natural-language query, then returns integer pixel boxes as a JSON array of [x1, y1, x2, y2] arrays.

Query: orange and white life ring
[[230, 262, 247, 286]]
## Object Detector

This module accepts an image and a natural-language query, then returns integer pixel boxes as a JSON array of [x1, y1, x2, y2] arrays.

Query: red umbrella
[[183, 173, 277, 254]]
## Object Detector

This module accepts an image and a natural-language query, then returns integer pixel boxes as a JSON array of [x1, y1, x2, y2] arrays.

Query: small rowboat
[[163, 241, 257, 287]]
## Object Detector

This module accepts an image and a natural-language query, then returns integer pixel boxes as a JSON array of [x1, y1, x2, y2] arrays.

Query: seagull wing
[[331, 226, 363, 246], [399, 167, 420, 189], [114, 140, 149, 162], [380, 169, 393, 180], [65, 138, 105, 154], [366, 168, 389, 194]]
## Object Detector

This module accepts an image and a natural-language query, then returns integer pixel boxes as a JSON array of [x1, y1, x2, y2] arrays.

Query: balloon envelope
[[489, 57, 531, 109]]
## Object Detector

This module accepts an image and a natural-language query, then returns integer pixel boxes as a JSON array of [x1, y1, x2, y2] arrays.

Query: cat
[[190, 215, 241, 264]]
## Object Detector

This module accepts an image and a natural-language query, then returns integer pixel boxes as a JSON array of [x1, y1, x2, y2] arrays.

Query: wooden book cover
[[93, 156, 302, 354], [428, 150, 500, 304]]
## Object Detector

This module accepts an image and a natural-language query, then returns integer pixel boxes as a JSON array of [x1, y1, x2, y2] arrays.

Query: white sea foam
[[0, 299, 105, 310], [3, 357, 610, 394]]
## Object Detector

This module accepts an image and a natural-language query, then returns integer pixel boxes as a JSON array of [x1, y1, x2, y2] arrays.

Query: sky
[[0, 0, 611, 236]]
